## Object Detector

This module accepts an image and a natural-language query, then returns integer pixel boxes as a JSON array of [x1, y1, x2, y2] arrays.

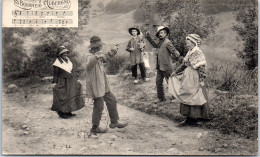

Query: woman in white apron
[[168, 34, 209, 126]]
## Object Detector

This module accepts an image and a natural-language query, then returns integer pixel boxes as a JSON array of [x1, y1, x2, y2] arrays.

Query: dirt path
[[2, 82, 256, 155]]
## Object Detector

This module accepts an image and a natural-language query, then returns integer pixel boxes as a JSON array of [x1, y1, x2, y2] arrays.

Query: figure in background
[[145, 26, 180, 103], [126, 26, 149, 84]]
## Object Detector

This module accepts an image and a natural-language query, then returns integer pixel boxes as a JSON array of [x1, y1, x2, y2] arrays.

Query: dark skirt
[[51, 77, 85, 113], [180, 103, 209, 119]]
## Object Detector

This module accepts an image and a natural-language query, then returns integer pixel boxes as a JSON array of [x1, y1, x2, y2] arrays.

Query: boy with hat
[[126, 26, 149, 83], [145, 26, 180, 103], [86, 36, 127, 134]]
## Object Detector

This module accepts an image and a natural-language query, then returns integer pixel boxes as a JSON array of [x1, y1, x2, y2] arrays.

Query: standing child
[[126, 26, 149, 83]]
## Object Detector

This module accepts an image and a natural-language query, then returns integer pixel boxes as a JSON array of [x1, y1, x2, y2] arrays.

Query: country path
[[2, 78, 255, 155]]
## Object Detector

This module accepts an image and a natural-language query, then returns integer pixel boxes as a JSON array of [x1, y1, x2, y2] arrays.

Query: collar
[[53, 57, 73, 74]]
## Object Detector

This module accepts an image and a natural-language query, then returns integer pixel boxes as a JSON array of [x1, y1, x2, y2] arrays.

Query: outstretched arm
[[146, 33, 159, 48]]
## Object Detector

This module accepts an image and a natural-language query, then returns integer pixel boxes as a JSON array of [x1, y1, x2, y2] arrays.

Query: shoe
[[59, 114, 71, 119], [154, 98, 166, 104], [109, 122, 128, 129], [134, 79, 139, 84], [143, 78, 150, 82], [57, 112, 71, 119], [66, 113, 76, 117], [90, 127, 108, 134], [177, 119, 189, 127]]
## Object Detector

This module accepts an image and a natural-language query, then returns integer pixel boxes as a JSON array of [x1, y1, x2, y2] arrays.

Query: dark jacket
[[146, 34, 180, 71]]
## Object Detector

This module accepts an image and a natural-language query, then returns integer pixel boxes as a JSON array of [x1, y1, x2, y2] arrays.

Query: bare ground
[[2, 76, 257, 155]]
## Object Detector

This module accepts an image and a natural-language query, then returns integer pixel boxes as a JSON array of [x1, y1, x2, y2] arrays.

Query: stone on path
[[6, 84, 18, 94]]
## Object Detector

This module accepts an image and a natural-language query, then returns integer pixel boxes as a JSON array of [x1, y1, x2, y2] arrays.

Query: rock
[[23, 131, 30, 135], [110, 135, 117, 141], [25, 127, 30, 131], [89, 145, 98, 149], [155, 131, 161, 134], [21, 125, 29, 130], [214, 148, 222, 153], [196, 133, 204, 139], [167, 148, 182, 155], [199, 147, 204, 151], [223, 144, 228, 148], [196, 131, 208, 139], [6, 84, 18, 94]]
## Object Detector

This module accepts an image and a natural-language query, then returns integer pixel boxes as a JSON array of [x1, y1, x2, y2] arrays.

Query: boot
[[90, 125, 108, 134], [109, 121, 128, 129]]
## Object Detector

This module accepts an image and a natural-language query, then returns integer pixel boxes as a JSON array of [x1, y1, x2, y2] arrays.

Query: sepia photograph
[[1, 0, 258, 155]]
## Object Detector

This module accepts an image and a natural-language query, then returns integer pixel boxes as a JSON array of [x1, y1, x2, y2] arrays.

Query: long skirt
[[168, 66, 209, 119], [180, 103, 209, 119], [51, 77, 85, 113]]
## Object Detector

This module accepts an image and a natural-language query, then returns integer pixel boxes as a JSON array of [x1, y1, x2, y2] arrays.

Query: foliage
[[138, 0, 218, 56], [3, 0, 91, 84], [106, 55, 129, 75], [207, 94, 258, 140], [232, 0, 258, 70], [2, 28, 34, 80], [207, 62, 257, 95]]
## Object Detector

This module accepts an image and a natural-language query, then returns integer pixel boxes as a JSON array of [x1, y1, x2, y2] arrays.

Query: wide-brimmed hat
[[58, 45, 69, 55], [128, 25, 140, 35], [186, 34, 201, 46], [88, 36, 105, 48], [156, 26, 170, 38]]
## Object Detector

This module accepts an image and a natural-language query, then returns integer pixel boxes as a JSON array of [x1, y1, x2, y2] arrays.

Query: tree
[[233, 0, 258, 70], [31, 0, 91, 77], [138, 0, 218, 56], [2, 28, 34, 79]]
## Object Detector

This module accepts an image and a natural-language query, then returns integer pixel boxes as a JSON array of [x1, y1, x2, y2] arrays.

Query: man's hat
[[128, 25, 140, 35], [58, 45, 69, 55], [156, 26, 170, 38], [88, 36, 105, 48]]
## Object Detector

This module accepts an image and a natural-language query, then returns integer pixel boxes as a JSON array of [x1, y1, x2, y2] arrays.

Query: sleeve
[[126, 40, 132, 52], [189, 49, 207, 69], [86, 55, 97, 71], [107, 49, 117, 57], [174, 62, 187, 74], [167, 42, 180, 59], [198, 65, 206, 82], [52, 66, 59, 84], [146, 33, 159, 48]]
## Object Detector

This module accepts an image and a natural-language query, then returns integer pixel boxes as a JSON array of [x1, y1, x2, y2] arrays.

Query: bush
[[208, 94, 258, 139], [106, 54, 129, 74], [233, 0, 257, 70], [206, 62, 257, 95]]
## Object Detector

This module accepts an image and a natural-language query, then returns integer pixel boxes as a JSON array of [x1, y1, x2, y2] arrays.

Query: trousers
[[131, 63, 146, 79], [92, 92, 119, 126]]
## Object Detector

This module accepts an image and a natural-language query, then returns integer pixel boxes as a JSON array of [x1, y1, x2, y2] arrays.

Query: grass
[[107, 54, 258, 140]]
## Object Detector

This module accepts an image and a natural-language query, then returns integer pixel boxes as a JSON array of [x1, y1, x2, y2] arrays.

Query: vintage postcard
[[2, 0, 258, 155]]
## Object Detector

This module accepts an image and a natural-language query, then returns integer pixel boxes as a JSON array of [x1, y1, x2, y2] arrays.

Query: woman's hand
[[199, 82, 205, 86], [170, 71, 177, 78], [129, 47, 134, 51], [50, 83, 56, 88]]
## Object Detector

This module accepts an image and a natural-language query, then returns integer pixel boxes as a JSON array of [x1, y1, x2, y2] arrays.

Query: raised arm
[[146, 33, 159, 48]]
